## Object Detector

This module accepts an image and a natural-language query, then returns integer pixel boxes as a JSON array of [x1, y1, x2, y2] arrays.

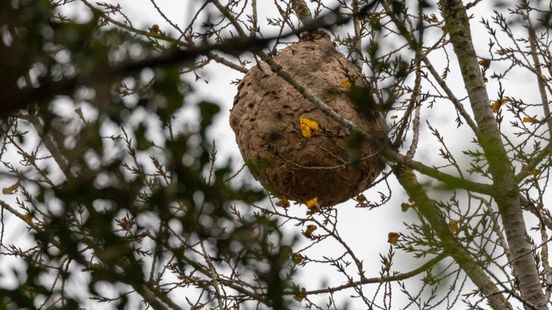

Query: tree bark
[[393, 165, 512, 310], [440, 1, 547, 308]]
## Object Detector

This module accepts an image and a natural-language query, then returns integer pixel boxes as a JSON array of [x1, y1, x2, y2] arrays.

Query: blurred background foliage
[[0, 0, 299, 308]]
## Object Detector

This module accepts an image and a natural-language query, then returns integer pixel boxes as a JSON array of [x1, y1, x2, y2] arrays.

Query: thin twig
[[296, 253, 446, 295]]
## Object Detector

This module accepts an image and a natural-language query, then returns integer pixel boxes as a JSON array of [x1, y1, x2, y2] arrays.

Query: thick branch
[[291, 0, 313, 25], [384, 149, 494, 195], [257, 36, 493, 197], [392, 166, 512, 310], [516, 142, 552, 181], [440, 0, 547, 308]]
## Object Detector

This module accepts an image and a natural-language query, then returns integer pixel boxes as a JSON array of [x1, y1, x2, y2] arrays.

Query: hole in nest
[[268, 132, 282, 142]]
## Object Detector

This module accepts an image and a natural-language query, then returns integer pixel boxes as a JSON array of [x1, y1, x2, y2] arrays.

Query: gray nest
[[230, 33, 385, 206]]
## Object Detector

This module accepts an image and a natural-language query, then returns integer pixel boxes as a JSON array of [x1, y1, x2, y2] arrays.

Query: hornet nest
[[230, 32, 386, 206]]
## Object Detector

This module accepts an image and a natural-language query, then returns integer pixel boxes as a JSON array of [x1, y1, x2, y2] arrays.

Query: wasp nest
[[230, 33, 385, 206]]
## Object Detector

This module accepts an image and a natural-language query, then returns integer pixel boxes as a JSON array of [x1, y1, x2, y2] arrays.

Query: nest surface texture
[[230, 33, 385, 206]]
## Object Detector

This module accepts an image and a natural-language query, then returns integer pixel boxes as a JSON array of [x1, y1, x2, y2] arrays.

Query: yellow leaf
[[303, 224, 317, 239], [306, 197, 319, 211], [341, 79, 352, 90], [529, 168, 539, 177], [22, 214, 33, 224], [478, 58, 491, 69], [449, 220, 459, 234], [294, 288, 307, 302], [299, 116, 319, 138], [387, 232, 400, 245], [523, 117, 538, 123], [401, 202, 412, 212], [291, 253, 304, 264], [490, 98, 507, 113], [275, 198, 290, 208], [2, 181, 19, 195]]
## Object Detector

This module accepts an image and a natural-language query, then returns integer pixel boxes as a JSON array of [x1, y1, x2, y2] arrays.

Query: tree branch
[[439, 0, 547, 307], [380, 0, 480, 136], [291, 0, 313, 25], [384, 149, 494, 195], [2, 1, 372, 120], [392, 165, 512, 310], [296, 253, 446, 295], [524, 5, 552, 134], [516, 142, 552, 181]]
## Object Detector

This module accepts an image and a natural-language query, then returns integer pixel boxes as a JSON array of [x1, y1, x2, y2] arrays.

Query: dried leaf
[[522, 116, 538, 123], [275, 198, 290, 208], [148, 24, 161, 35], [355, 193, 366, 203], [305, 224, 317, 234], [299, 116, 319, 138], [490, 98, 507, 113], [306, 197, 319, 211], [529, 168, 539, 177], [449, 220, 459, 234], [390, 115, 398, 120], [291, 253, 304, 264], [401, 202, 412, 212], [387, 232, 400, 245], [22, 214, 33, 224], [429, 14, 438, 23], [294, 288, 307, 302], [478, 58, 491, 69], [2, 181, 20, 195], [303, 224, 317, 239]]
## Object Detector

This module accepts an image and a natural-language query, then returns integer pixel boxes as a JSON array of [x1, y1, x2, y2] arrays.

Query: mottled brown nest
[[230, 33, 385, 206]]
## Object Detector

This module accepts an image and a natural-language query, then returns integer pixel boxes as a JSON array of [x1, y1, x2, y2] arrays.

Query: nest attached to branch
[[230, 32, 385, 206]]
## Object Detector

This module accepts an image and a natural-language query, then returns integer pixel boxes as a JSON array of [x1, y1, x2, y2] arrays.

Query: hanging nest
[[230, 32, 386, 206]]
